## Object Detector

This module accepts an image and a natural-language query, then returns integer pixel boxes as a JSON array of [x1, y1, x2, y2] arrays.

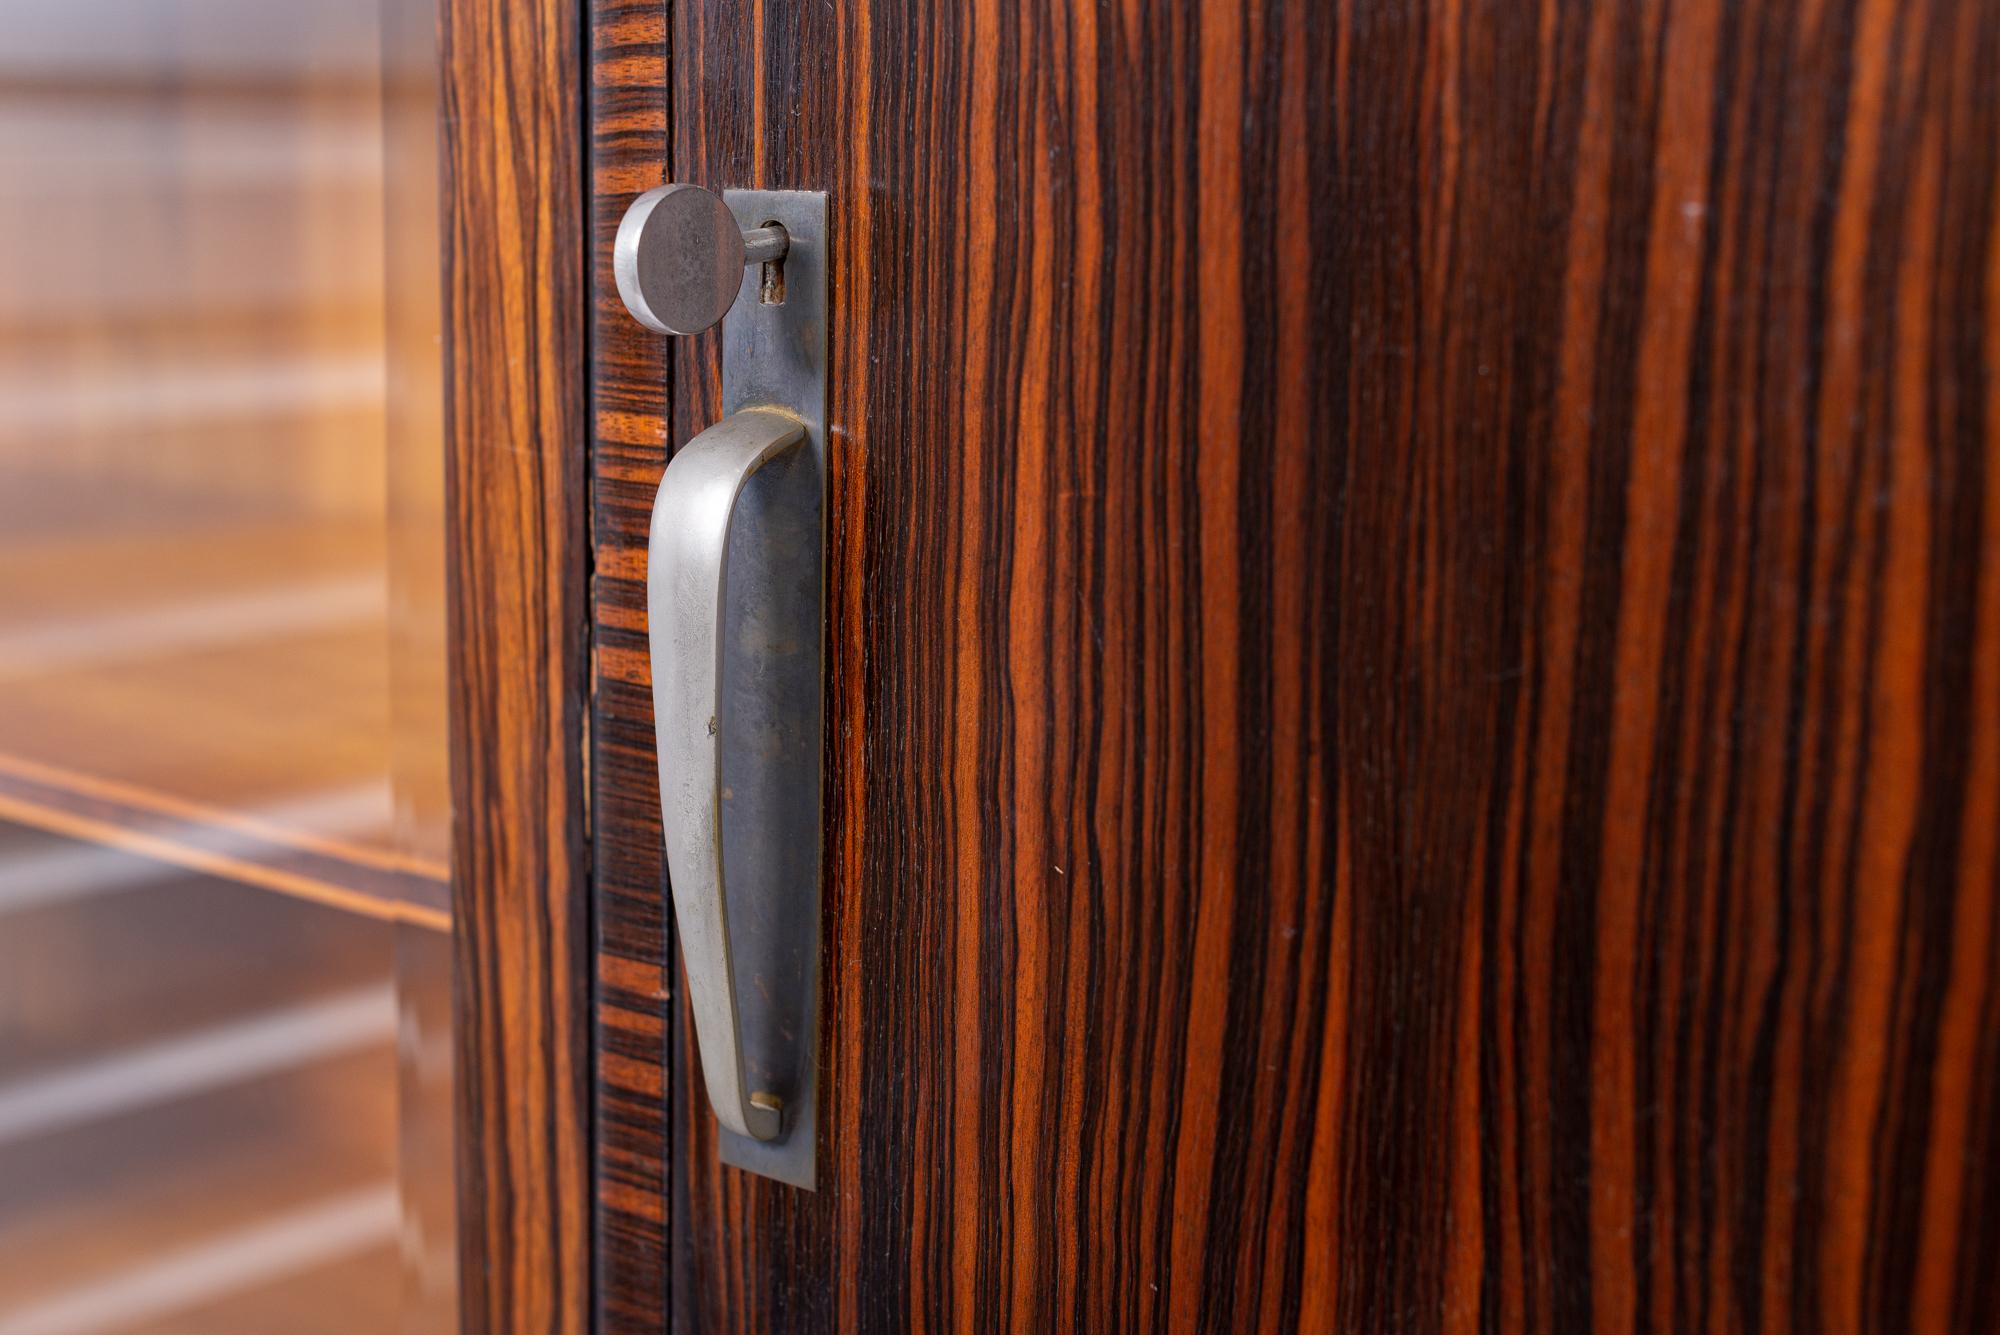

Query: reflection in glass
[[0, 0, 451, 1328]]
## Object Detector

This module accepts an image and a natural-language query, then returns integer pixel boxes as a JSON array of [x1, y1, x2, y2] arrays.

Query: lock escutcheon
[[639, 187, 826, 1191]]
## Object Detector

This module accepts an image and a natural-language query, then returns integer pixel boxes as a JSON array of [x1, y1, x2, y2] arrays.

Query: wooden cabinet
[[3, 0, 1998, 1331], [590, 0, 2000, 1331]]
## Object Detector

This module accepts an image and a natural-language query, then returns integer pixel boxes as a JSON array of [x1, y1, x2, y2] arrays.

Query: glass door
[[0, 0, 454, 1328]]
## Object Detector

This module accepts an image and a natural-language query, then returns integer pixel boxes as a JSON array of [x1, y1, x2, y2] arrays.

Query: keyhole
[[758, 220, 786, 305]]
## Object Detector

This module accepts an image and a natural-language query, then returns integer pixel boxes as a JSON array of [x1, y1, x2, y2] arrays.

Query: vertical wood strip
[[588, 0, 675, 1331], [442, 0, 592, 1328]]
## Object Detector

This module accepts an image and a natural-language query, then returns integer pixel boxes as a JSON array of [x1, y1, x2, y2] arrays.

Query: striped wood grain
[[442, 0, 592, 1326], [591, 0, 2000, 1328], [589, 0, 677, 1330]]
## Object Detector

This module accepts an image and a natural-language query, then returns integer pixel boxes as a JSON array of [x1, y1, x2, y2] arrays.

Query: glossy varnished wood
[[588, 0, 676, 1329], [441, 0, 591, 1327], [592, 0, 2000, 1328]]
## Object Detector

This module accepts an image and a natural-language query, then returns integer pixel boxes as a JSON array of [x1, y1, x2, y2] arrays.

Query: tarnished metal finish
[[711, 188, 826, 1189], [740, 223, 789, 266], [614, 185, 795, 337], [647, 189, 827, 1189], [723, 191, 825, 462], [648, 407, 813, 1149], [613, 183, 746, 335]]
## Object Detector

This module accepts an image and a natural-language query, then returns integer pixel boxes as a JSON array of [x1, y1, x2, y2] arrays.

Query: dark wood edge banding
[[588, 0, 675, 1329]]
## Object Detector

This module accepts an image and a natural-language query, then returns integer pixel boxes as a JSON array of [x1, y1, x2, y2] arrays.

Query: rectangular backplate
[[724, 190, 827, 478], [713, 188, 825, 1189]]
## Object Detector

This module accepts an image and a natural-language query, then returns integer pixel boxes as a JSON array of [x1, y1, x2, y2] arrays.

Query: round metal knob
[[613, 183, 787, 336]]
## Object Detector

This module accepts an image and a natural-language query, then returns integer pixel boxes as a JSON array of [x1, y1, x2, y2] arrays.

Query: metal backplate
[[724, 190, 827, 462], [713, 188, 825, 1189]]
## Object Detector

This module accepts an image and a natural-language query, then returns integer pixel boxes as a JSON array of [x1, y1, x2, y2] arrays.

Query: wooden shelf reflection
[[0, 754, 446, 930], [0, 513, 448, 928], [0, 4, 451, 1327], [0, 845, 405, 1328]]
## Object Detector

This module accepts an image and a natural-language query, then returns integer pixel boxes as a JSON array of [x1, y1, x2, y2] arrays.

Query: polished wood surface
[[587, 0, 676, 1329], [592, 0, 2000, 1328], [441, 0, 592, 1327]]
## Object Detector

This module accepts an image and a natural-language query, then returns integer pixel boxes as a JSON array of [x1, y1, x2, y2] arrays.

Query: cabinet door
[[0, 3, 455, 1327], [591, 0, 2000, 1329]]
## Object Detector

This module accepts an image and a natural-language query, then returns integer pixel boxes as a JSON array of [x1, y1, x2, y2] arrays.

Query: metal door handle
[[650, 406, 820, 1146], [626, 185, 826, 1189]]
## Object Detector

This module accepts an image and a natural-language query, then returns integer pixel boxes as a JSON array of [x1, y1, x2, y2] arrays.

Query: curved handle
[[649, 406, 819, 1144]]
